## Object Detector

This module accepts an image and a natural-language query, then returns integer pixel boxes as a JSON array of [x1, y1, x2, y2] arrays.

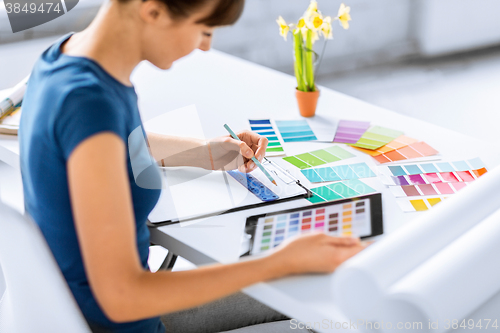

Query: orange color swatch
[[373, 142, 439, 164]]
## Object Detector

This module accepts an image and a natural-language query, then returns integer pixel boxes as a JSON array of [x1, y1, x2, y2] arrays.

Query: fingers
[[254, 136, 268, 162], [326, 236, 361, 246], [228, 138, 253, 159], [308, 233, 360, 246], [238, 160, 257, 173], [237, 131, 268, 161]]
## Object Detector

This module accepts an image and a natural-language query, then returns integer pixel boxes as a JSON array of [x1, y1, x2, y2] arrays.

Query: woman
[[19, 0, 366, 332]]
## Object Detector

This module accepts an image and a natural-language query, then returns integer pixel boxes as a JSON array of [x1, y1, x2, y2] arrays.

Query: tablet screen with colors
[[244, 194, 383, 256]]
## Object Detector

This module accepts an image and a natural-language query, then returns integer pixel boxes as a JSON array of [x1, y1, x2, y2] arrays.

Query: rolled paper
[[332, 165, 500, 320], [378, 208, 500, 333], [0, 76, 29, 120]]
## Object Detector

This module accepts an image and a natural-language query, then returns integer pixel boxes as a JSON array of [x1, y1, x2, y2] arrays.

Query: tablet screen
[[244, 193, 382, 256]]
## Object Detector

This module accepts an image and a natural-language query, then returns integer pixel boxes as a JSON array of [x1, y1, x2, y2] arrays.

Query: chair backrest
[[0, 201, 91, 333]]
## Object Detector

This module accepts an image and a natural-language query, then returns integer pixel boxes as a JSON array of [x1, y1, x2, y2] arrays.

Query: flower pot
[[295, 88, 320, 117]]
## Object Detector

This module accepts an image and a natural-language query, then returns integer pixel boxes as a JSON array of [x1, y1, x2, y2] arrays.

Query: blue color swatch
[[275, 120, 317, 142]]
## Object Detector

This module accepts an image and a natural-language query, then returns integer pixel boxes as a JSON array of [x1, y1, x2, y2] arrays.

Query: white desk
[[2, 47, 500, 332]]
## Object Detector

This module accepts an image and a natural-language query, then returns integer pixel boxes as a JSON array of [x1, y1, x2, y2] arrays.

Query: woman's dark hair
[[154, 0, 245, 27]]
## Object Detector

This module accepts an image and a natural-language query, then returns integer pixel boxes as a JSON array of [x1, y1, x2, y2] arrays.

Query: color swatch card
[[382, 158, 486, 176], [248, 119, 285, 156], [275, 120, 317, 142], [334, 120, 371, 144], [301, 162, 376, 183], [283, 146, 355, 170], [372, 142, 439, 164], [351, 126, 404, 150], [353, 135, 419, 156], [396, 196, 448, 212], [251, 198, 372, 254], [307, 179, 376, 204], [389, 182, 471, 198], [380, 158, 488, 186]]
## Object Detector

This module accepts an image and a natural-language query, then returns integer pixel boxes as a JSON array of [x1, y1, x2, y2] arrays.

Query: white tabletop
[[2, 48, 500, 332], [131, 50, 500, 331]]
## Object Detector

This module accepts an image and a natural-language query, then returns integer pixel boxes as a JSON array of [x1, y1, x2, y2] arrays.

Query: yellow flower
[[337, 3, 351, 29], [304, 12, 324, 43], [276, 16, 290, 40], [304, 0, 318, 19], [295, 18, 309, 39], [297, 18, 306, 29], [312, 15, 323, 29], [321, 16, 333, 39]]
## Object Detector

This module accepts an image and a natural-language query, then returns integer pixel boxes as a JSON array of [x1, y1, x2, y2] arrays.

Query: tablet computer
[[242, 193, 383, 257]]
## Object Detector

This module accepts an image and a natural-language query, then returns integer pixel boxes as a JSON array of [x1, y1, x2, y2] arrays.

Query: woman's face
[[139, 1, 217, 70]]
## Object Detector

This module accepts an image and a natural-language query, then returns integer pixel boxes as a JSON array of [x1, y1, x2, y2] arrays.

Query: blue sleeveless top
[[19, 34, 164, 333]]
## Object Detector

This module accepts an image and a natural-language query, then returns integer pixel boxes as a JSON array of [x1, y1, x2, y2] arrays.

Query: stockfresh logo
[[4, 0, 79, 33]]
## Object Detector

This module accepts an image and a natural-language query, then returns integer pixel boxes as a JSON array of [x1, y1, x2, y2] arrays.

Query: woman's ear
[[139, 0, 172, 26]]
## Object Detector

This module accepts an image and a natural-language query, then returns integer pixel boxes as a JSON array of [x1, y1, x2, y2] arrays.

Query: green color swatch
[[295, 153, 327, 167], [283, 146, 355, 170], [283, 156, 310, 169], [307, 179, 376, 203], [310, 149, 341, 163], [351, 126, 403, 150], [325, 146, 354, 159]]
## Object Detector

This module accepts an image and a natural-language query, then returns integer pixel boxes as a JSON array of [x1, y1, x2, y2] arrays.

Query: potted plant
[[277, 1, 351, 117]]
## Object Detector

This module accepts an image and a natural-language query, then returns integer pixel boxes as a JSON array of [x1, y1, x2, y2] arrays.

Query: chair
[[0, 201, 91, 333]]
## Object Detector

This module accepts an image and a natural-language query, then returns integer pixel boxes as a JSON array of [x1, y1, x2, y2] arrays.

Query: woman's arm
[[147, 131, 268, 173], [68, 132, 365, 323]]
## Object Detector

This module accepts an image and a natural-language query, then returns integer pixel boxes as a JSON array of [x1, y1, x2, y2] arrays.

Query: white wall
[[1, 0, 500, 77], [212, 0, 418, 76]]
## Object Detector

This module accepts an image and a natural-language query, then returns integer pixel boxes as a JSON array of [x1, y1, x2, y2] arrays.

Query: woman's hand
[[146, 131, 268, 172], [208, 130, 268, 173], [267, 233, 367, 276]]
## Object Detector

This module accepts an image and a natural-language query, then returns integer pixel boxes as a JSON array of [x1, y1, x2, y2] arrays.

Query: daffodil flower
[[337, 3, 351, 29], [312, 15, 324, 29], [304, 0, 318, 20], [277, 0, 352, 93], [304, 12, 323, 43], [295, 18, 309, 40], [321, 16, 333, 39], [276, 16, 290, 40]]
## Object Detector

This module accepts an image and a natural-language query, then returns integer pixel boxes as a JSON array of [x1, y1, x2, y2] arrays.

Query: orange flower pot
[[295, 88, 320, 117]]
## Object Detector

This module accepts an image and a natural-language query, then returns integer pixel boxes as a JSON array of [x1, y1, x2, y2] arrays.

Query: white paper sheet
[[148, 165, 307, 224], [307, 115, 339, 142], [332, 165, 500, 320]]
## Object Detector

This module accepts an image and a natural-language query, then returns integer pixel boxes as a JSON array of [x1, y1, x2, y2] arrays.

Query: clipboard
[[147, 158, 313, 227]]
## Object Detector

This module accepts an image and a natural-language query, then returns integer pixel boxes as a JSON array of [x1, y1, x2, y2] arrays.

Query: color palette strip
[[389, 182, 472, 198], [381, 159, 487, 187], [384, 169, 486, 186], [301, 162, 376, 183], [275, 120, 317, 142], [396, 196, 448, 212], [353, 135, 419, 156], [283, 146, 355, 170], [248, 119, 285, 156], [254, 199, 371, 254], [307, 179, 376, 204], [333, 120, 371, 144], [372, 142, 439, 164], [382, 158, 486, 176], [351, 126, 404, 150]]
